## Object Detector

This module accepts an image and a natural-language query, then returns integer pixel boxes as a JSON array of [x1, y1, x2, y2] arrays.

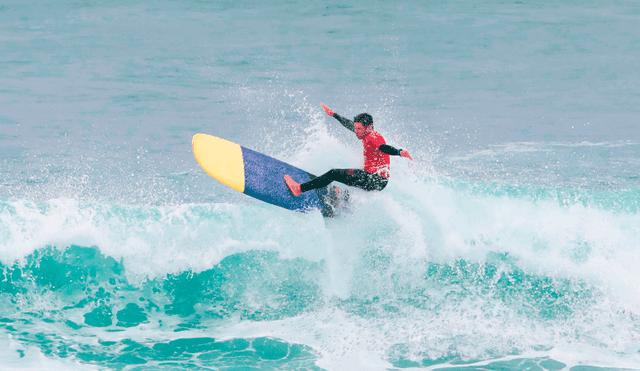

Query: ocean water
[[1, 1, 640, 370]]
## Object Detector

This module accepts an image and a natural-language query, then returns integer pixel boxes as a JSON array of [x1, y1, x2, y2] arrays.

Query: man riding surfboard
[[285, 104, 412, 197]]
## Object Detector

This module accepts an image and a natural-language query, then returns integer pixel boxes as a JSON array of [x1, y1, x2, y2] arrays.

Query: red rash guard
[[362, 131, 390, 178], [331, 112, 402, 179]]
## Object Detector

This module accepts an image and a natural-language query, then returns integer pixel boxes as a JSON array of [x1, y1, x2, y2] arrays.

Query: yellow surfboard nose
[[192, 134, 245, 193]]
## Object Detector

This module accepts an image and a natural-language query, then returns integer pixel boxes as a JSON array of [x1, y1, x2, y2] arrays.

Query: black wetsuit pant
[[300, 169, 388, 193]]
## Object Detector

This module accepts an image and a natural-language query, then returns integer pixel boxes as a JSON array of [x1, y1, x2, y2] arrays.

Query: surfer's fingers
[[400, 150, 413, 161], [321, 104, 334, 116]]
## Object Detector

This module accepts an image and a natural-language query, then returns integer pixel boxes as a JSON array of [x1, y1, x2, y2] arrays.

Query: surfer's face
[[354, 122, 372, 139]]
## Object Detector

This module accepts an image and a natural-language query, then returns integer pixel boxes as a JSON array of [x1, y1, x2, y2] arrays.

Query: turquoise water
[[1, 1, 640, 370]]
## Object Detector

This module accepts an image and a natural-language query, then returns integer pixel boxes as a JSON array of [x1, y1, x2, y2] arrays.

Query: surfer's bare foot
[[284, 175, 302, 197]]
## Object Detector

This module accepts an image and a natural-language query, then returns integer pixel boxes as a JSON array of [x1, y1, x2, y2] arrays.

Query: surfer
[[285, 104, 412, 197]]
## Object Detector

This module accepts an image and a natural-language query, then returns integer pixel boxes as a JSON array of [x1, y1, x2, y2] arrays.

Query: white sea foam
[[0, 335, 103, 371], [3, 157, 640, 369]]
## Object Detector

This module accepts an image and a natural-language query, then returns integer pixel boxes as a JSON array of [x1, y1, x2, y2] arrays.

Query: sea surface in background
[[1, 1, 639, 370]]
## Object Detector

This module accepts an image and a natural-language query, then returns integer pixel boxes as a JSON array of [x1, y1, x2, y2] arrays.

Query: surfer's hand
[[400, 150, 413, 161], [321, 104, 334, 117]]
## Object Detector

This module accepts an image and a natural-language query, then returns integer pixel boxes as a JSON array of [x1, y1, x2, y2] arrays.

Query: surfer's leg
[[298, 169, 343, 193], [286, 169, 388, 196], [330, 169, 388, 191], [285, 170, 346, 197], [300, 169, 388, 193]]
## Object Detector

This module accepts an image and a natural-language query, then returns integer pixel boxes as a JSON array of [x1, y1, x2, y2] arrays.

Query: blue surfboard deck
[[193, 134, 339, 217], [242, 146, 336, 216]]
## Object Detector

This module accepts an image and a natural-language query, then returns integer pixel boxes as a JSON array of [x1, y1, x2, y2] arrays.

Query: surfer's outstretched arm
[[379, 144, 413, 160], [320, 104, 413, 160], [321, 104, 354, 132]]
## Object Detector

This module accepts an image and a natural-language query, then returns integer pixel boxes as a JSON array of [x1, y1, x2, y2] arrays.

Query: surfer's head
[[353, 113, 373, 139], [353, 113, 373, 127]]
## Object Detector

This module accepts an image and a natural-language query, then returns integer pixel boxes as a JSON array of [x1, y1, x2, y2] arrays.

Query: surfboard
[[192, 134, 344, 217]]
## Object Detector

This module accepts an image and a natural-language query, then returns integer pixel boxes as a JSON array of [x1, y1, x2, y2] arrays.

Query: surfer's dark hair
[[353, 113, 373, 127]]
